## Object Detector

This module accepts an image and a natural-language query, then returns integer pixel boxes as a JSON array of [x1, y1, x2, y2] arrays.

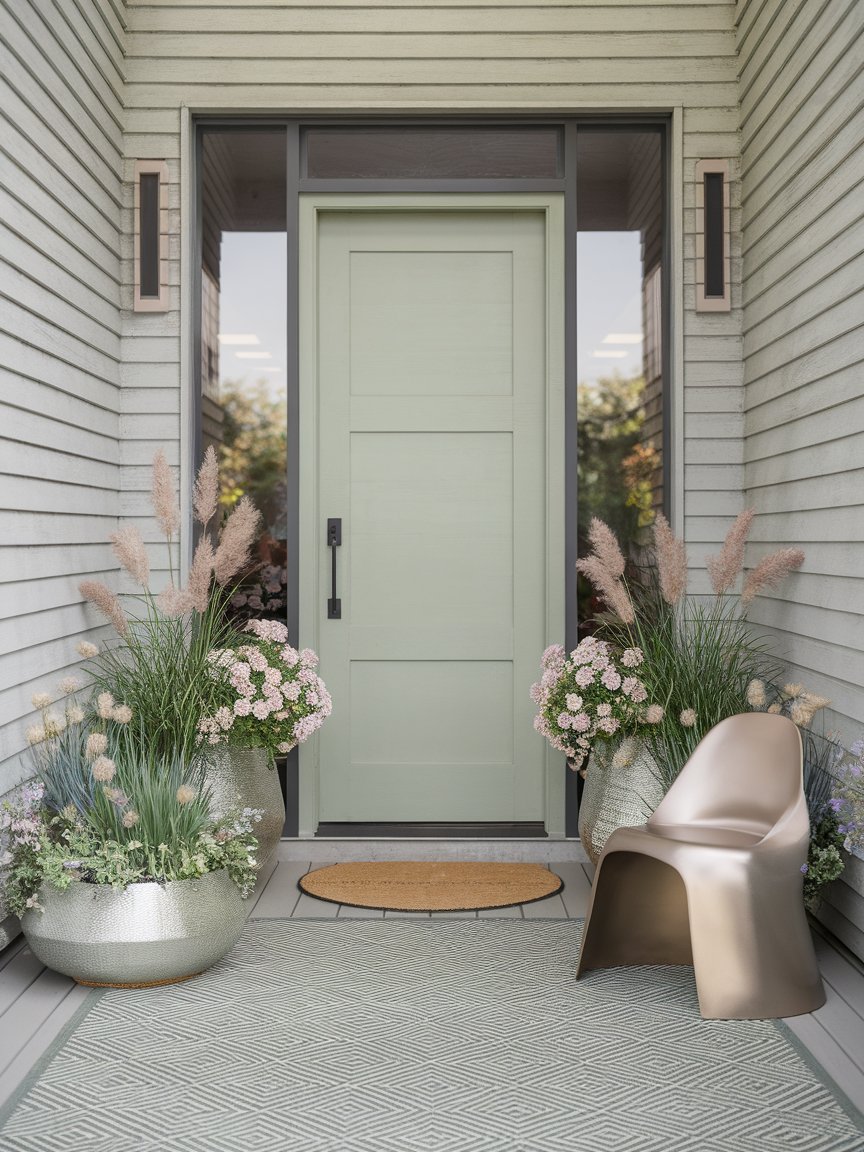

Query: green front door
[[300, 198, 564, 827]]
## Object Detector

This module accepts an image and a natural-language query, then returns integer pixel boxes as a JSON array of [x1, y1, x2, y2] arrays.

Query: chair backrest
[[648, 713, 806, 838]]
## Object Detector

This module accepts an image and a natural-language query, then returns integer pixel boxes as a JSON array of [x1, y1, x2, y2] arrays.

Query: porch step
[[276, 837, 589, 864]]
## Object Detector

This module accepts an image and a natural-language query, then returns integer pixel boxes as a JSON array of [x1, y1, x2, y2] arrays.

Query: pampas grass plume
[[151, 449, 181, 539], [110, 525, 150, 587], [707, 508, 755, 595], [653, 513, 688, 605], [575, 556, 635, 624], [588, 518, 626, 579], [213, 496, 261, 587], [741, 548, 805, 604], [79, 580, 128, 637], [157, 584, 191, 618], [187, 535, 215, 613], [193, 446, 220, 529]]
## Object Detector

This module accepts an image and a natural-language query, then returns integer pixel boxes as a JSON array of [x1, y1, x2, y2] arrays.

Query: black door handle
[[327, 518, 341, 619]]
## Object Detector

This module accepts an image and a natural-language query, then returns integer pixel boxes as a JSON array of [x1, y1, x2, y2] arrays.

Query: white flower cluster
[[199, 620, 331, 753], [530, 637, 651, 769]]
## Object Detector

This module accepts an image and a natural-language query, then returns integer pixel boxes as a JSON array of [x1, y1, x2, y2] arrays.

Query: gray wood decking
[[1, 857, 863, 1122]]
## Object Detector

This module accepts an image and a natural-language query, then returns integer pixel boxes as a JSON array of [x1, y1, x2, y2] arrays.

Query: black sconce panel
[[139, 172, 160, 299], [703, 171, 725, 299]]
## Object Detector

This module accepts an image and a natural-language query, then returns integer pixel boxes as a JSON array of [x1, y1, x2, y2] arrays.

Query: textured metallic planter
[[578, 738, 666, 865], [202, 746, 285, 865], [20, 869, 246, 988]]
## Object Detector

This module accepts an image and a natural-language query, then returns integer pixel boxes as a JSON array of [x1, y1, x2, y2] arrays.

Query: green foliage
[[1, 716, 261, 917], [219, 378, 287, 535], [803, 812, 845, 912], [577, 374, 658, 625], [89, 590, 241, 768], [601, 580, 778, 790]]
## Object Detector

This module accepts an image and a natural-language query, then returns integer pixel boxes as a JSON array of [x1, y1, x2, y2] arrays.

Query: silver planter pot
[[20, 869, 246, 988], [202, 746, 285, 865]]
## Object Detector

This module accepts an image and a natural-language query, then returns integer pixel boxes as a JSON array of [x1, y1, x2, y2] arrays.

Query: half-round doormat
[[298, 861, 564, 912]]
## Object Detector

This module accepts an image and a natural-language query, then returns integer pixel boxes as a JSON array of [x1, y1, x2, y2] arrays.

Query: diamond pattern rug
[[0, 919, 861, 1151]]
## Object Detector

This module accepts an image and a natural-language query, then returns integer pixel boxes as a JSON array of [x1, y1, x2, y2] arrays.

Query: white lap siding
[[737, 0, 864, 956], [0, 0, 126, 940]]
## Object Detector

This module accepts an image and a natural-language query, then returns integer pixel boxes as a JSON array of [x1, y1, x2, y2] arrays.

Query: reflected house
[[0, 0, 862, 979]]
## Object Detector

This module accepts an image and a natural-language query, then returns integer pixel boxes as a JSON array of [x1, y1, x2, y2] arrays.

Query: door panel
[[304, 204, 562, 825]]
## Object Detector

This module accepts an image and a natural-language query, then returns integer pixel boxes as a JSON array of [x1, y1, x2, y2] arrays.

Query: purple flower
[[800, 864, 808, 874], [828, 797, 843, 813], [850, 738, 864, 758]]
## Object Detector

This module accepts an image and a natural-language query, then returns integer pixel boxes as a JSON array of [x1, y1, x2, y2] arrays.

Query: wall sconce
[[133, 160, 169, 312], [695, 159, 731, 313]]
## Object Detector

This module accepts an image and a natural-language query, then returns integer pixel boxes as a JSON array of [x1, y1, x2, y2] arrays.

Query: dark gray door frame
[[191, 114, 671, 839]]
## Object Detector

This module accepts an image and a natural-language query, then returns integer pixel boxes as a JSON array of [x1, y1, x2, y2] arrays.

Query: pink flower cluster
[[530, 637, 649, 768], [199, 620, 331, 756]]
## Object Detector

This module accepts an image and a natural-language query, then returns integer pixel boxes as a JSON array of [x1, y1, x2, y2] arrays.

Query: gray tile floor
[[1, 855, 863, 1118]]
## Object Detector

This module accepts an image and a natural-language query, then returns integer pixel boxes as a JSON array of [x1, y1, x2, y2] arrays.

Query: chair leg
[[577, 852, 692, 977], [683, 865, 826, 1020]]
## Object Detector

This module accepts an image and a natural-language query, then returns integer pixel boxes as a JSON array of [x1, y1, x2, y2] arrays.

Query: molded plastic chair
[[576, 713, 825, 1020]]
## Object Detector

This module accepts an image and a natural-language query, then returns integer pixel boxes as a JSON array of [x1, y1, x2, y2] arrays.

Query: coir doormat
[[298, 860, 564, 911]]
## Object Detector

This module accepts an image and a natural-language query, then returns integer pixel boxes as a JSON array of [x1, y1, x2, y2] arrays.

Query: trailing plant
[[79, 448, 261, 765], [832, 736, 864, 857], [746, 684, 845, 907], [198, 619, 332, 759], [1, 687, 262, 917], [801, 811, 845, 913]]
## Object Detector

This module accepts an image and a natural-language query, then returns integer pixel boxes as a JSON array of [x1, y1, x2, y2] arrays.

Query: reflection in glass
[[576, 129, 665, 630], [199, 129, 288, 624]]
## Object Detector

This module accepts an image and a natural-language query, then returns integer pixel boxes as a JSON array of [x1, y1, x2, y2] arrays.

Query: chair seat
[[618, 822, 767, 850]]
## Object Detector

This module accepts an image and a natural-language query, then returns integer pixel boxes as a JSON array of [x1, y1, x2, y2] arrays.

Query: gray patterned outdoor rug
[[0, 919, 861, 1152]]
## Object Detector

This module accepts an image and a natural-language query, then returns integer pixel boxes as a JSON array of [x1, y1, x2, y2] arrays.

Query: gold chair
[[576, 713, 826, 1020]]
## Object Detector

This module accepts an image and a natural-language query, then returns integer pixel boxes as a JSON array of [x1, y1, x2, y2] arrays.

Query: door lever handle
[[327, 518, 341, 619]]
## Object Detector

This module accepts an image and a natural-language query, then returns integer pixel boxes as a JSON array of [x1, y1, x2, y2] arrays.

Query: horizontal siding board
[[0, 77, 122, 220], [743, 213, 864, 328], [740, 0, 860, 137], [742, 104, 864, 241], [745, 596, 864, 655], [124, 82, 741, 108], [0, 443, 117, 494], [745, 331, 864, 415], [1, 394, 119, 460], [0, 121, 121, 259], [743, 188, 864, 309], [126, 57, 739, 85], [0, 39, 122, 188], [52, 0, 126, 96], [0, 192, 121, 309], [0, 168, 120, 284], [0, 260, 121, 358], [126, 31, 737, 59], [0, 299, 120, 388], [746, 387, 864, 453], [127, 0, 738, 8], [741, 14, 863, 177], [0, 545, 116, 586], [746, 433, 861, 486], [742, 257, 864, 360], [128, 7, 736, 33], [2, 7, 123, 154]]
